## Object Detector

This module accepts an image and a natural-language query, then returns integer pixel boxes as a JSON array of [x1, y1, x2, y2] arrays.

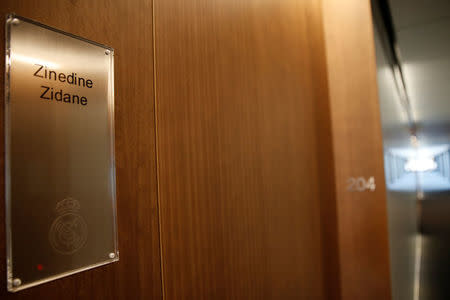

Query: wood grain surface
[[307, 1, 342, 299], [154, 0, 329, 299], [0, 0, 394, 299], [322, 0, 392, 299], [0, 1, 162, 299]]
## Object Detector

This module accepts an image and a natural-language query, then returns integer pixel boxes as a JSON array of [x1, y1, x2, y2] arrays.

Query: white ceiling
[[388, 0, 450, 145]]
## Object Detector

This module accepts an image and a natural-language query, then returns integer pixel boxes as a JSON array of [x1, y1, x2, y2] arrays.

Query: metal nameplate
[[5, 14, 118, 292]]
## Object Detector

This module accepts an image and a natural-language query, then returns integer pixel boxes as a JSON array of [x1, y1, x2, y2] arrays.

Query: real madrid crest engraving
[[49, 198, 88, 255]]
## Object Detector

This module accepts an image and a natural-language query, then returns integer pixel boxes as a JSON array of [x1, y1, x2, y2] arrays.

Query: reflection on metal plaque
[[5, 15, 118, 292]]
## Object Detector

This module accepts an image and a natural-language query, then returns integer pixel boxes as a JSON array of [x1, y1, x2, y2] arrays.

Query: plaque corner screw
[[11, 18, 20, 25], [105, 50, 110, 55], [109, 252, 116, 259], [12, 278, 21, 287]]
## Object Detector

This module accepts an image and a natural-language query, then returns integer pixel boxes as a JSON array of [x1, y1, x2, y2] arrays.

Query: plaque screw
[[12, 278, 21, 287], [109, 252, 116, 259], [105, 50, 110, 55], [11, 18, 20, 25]]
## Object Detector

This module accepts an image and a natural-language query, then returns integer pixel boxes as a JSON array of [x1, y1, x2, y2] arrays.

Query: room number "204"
[[347, 176, 376, 192]]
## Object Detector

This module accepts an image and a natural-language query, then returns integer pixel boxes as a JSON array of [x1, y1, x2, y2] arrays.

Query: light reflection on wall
[[405, 158, 437, 173], [385, 145, 450, 192]]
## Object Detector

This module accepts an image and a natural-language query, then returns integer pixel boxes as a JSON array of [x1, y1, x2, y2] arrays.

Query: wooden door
[[0, 1, 162, 299], [153, 0, 331, 299]]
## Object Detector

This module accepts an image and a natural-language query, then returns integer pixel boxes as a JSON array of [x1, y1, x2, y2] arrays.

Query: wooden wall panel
[[0, 1, 393, 299], [322, 0, 392, 299], [307, 1, 342, 299], [154, 0, 328, 299], [0, 1, 162, 299]]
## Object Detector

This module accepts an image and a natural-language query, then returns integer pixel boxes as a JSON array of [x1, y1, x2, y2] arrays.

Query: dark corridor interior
[[372, 0, 450, 299]]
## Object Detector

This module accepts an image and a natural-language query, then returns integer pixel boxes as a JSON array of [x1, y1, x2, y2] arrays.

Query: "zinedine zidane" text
[[34, 64, 94, 106]]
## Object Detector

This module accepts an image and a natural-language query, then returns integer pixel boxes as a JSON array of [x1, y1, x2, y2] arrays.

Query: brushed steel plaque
[[5, 15, 118, 292]]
